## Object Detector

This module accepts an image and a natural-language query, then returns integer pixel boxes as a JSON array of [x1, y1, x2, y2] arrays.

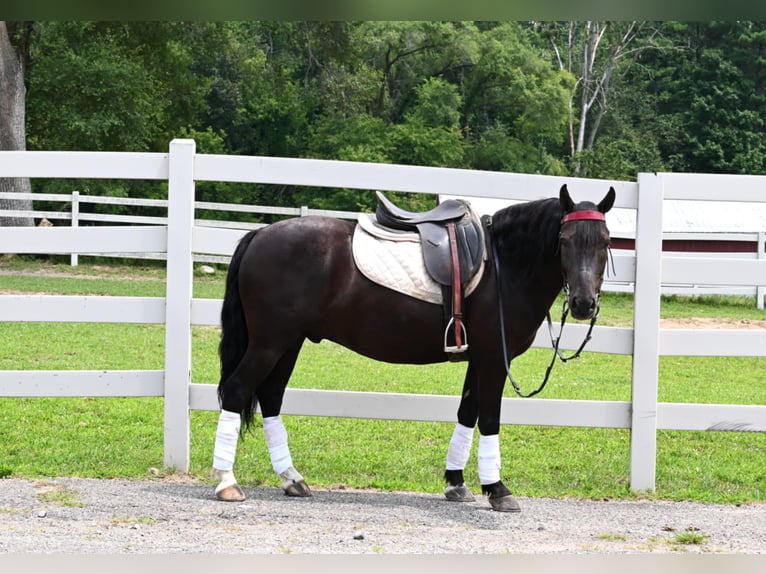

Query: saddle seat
[[375, 192, 471, 229], [373, 192, 486, 356]]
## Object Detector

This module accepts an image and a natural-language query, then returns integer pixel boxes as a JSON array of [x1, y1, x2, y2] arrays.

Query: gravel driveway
[[0, 476, 763, 554]]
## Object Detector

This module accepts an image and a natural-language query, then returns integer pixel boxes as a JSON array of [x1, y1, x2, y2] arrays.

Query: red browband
[[561, 210, 605, 224]]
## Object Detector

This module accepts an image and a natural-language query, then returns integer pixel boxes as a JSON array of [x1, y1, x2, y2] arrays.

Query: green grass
[[672, 530, 708, 546], [1, 258, 764, 504], [35, 481, 84, 507]]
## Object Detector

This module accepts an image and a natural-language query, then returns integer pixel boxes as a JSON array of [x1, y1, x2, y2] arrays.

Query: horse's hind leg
[[213, 410, 246, 501], [444, 364, 477, 503], [213, 342, 296, 501], [256, 339, 311, 497]]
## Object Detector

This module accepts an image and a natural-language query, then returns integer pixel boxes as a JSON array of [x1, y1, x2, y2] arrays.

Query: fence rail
[[1, 140, 764, 493], [2, 187, 764, 307]]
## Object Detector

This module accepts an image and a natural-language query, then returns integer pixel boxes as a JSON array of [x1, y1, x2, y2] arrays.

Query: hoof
[[213, 468, 246, 502], [488, 494, 521, 513], [445, 483, 475, 502], [216, 483, 246, 502], [283, 479, 312, 497], [279, 466, 312, 497]]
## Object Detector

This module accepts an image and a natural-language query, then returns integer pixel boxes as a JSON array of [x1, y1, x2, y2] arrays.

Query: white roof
[[443, 195, 766, 238]]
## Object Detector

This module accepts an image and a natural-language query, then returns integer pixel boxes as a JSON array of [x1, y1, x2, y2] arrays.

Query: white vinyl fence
[[4, 183, 765, 308], [1, 139, 764, 492]]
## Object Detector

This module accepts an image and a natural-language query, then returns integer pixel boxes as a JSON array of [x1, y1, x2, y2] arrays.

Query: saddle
[[374, 192, 485, 356]]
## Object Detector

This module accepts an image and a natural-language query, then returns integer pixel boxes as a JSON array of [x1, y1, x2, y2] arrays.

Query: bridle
[[490, 209, 608, 398]]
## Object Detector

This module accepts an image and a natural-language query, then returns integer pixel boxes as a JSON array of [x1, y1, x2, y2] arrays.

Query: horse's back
[[237, 215, 447, 363]]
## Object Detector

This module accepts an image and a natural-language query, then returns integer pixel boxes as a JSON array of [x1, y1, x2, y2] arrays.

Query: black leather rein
[[488, 217, 601, 399]]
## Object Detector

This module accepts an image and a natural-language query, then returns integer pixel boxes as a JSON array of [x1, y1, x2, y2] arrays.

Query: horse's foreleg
[[478, 418, 521, 512], [476, 431, 519, 512], [213, 409, 246, 501], [444, 423, 476, 502], [475, 369, 521, 513], [444, 365, 477, 502]]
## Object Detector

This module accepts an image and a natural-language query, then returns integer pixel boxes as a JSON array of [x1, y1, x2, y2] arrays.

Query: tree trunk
[[0, 21, 33, 227]]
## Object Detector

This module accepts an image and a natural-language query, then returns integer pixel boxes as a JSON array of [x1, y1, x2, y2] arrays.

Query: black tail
[[217, 229, 260, 425]]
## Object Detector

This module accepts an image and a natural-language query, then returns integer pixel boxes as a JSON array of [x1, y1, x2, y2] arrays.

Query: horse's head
[[558, 184, 615, 320]]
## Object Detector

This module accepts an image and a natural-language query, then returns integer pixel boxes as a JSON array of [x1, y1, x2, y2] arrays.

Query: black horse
[[211, 184, 615, 512]]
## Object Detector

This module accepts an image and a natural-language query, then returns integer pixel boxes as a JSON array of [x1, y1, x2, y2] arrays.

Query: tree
[[462, 22, 572, 175], [537, 21, 665, 175], [25, 22, 213, 212], [0, 21, 33, 227], [640, 21, 766, 174], [354, 21, 479, 124]]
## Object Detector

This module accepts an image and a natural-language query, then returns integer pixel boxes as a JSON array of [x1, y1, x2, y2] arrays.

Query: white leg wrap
[[478, 434, 501, 485], [446, 423, 475, 471], [213, 409, 241, 471], [263, 415, 293, 475]]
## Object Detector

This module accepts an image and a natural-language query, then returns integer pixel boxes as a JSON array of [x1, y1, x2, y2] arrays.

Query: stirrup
[[444, 317, 468, 354]]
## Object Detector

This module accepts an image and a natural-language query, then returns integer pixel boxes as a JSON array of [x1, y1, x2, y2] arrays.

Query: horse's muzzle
[[569, 294, 598, 320]]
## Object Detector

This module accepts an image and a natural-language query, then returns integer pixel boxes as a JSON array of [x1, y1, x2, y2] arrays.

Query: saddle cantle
[[373, 192, 486, 356]]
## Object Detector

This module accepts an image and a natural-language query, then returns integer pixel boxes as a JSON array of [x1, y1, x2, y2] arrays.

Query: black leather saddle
[[374, 191, 485, 356], [375, 191, 484, 286]]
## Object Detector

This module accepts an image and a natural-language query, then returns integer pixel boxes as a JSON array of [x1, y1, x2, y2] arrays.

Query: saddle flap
[[419, 216, 485, 286], [418, 222, 453, 285]]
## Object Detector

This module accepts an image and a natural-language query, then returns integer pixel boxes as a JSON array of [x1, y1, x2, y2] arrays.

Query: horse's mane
[[490, 197, 562, 276]]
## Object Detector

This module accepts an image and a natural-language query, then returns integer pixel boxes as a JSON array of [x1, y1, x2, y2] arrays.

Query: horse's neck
[[494, 205, 563, 325], [515, 254, 563, 315]]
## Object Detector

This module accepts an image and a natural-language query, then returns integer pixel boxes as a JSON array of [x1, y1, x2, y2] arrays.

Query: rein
[[489, 213, 602, 399]]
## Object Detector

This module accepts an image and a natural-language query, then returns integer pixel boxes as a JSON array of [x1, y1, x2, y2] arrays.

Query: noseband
[[492, 209, 606, 398]]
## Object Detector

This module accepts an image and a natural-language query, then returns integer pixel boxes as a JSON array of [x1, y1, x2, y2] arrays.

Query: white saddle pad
[[352, 214, 485, 305]]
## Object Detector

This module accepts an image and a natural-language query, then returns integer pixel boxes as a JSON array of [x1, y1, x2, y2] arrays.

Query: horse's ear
[[598, 187, 616, 213], [559, 184, 575, 213]]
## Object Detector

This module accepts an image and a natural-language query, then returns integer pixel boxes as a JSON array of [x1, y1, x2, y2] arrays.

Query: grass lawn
[[0, 257, 764, 503]]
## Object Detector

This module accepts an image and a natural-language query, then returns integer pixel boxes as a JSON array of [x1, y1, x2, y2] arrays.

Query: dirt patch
[[0, 267, 164, 282], [660, 317, 766, 330]]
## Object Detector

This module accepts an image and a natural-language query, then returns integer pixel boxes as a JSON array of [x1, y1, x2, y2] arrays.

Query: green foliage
[[25, 22, 208, 208], [389, 121, 465, 168], [634, 21, 766, 174], [27, 22, 206, 153], [574, 135, 666, 181], [406, 77, 463, 129], [15, 20, 766, 216]]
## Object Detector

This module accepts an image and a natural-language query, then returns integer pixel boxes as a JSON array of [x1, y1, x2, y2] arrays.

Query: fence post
[[629, 172, 664, 492], [758, 231, 765, 310], [70, 191, 79, 267], [163, 139, 196, 472]]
